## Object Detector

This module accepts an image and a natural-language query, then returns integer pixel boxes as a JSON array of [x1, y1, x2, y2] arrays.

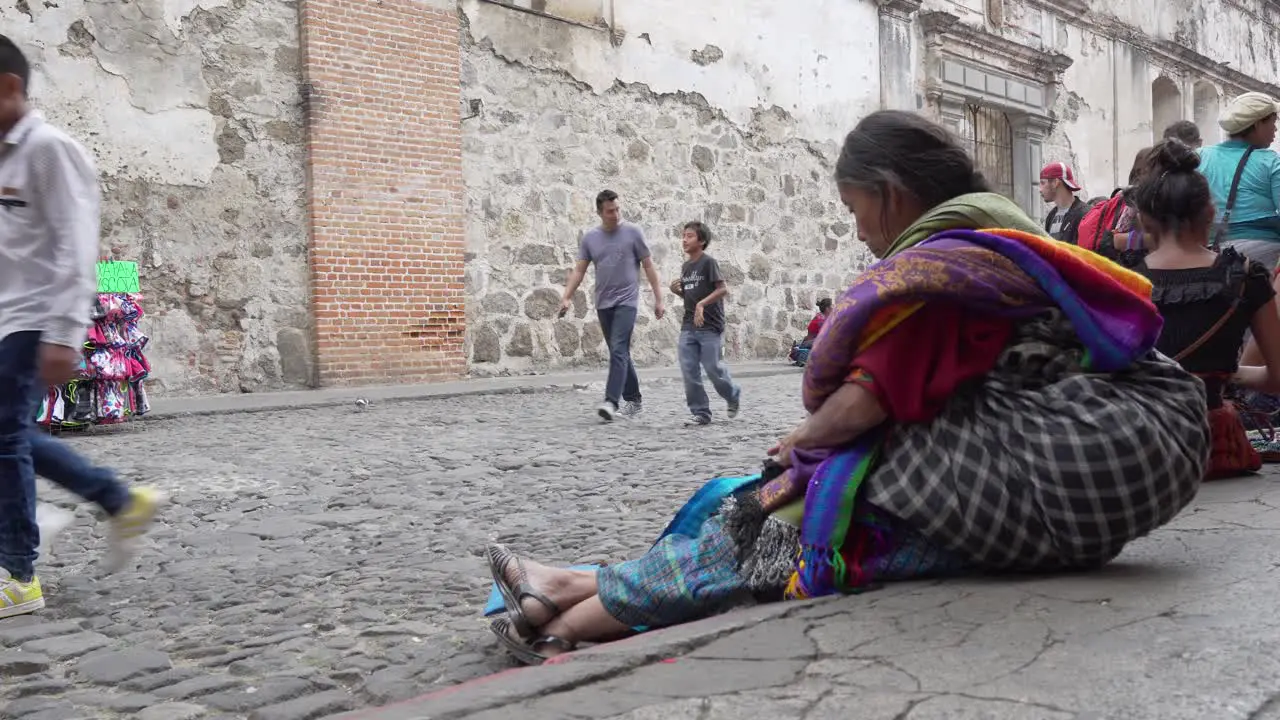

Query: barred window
[[959, 104, 1015, 201]]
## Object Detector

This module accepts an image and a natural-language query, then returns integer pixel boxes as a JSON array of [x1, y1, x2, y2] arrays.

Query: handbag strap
[[1174, 259, 1252, 362], [1212, 147, 1257, 249]]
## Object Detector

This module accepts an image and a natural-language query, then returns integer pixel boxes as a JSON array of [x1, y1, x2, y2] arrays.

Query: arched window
[[1193, 81, 1221, 145], [1152, 76, 1183, 143], [986, 0, 1004, 27]]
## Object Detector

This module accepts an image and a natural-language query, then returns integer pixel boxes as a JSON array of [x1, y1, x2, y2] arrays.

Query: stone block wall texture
[[13, 0, 1280, 395], [460, 26, 870, 375], [3, 0, 311, 396], [301, 0, 467, 386]]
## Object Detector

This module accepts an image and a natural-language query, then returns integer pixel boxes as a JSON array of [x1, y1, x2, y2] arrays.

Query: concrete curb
[[141, 363, 803, 420], [330, 598, 840, 720]]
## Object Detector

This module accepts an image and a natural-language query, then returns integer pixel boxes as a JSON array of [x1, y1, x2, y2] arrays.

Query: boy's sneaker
[[0, 569, 44, 619], [620, 401, 643, 418], [727, 392, 741, 419], [684, 415, 711, 427], [597, 402, 617, 423], [104, 486, 165, 573]]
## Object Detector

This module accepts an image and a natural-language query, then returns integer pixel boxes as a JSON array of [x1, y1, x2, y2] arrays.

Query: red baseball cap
[[1039, 162, 1081, 192]]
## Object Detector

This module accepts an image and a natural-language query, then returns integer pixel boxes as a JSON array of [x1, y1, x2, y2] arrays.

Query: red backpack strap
[[1085, 189, 1125, 252]]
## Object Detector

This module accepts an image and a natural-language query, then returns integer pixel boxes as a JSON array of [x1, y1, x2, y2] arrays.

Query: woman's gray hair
[[835, 110, 989, 209]]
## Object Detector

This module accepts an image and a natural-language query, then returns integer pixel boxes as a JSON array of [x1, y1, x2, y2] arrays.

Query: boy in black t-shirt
[[668, 221, 741, 425]]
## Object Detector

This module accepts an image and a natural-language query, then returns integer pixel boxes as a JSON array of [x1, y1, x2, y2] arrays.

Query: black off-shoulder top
[[1135, 248, 1275, 375]]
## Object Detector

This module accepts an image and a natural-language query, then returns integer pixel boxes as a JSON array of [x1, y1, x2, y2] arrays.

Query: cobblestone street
[[1, 373, 806, 720]]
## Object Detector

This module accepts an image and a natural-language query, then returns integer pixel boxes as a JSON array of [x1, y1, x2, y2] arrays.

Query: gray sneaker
[[727, 392, 741, 419], [620, 401, 643, 418], [684, 415, 711, 427], [597, 402, 617, 422]]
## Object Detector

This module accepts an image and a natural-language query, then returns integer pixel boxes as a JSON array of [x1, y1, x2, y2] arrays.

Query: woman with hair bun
[[1131, 138, 1280, 478]]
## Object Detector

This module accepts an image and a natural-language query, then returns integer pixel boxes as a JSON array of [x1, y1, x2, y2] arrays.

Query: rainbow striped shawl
[[653, 224, 1164, 600], [786, 227, 1163, 598]]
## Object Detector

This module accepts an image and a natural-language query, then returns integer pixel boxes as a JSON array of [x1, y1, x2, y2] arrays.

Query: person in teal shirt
[[1199, 92, 1280, 269]]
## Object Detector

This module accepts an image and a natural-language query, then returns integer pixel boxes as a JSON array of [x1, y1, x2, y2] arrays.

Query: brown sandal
[[490, 618, 576, 666], [486, 544, 561, 640]]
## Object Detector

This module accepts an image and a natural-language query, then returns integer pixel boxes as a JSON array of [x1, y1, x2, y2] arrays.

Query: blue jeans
[[678, 330, 740, 420], [0, 331, 128, 581], [597, 306, 641, 407]]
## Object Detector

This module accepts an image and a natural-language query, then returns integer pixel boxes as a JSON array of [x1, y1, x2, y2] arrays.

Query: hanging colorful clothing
[[35, 293, 152, 428]]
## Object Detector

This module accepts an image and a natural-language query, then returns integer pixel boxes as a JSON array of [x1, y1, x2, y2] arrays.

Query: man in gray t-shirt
[[560, 189, 665, 422]]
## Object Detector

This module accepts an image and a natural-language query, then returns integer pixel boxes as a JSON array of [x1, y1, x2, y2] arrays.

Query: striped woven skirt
[[596, 497, 966, 630]]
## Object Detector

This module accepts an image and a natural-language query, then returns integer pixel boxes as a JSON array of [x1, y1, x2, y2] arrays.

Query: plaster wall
[[3, 0, 310, 396], [460, 0, 883, 372]]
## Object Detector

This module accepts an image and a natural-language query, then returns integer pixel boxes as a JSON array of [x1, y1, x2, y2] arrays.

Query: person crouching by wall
[[789, 298, 832, 367]]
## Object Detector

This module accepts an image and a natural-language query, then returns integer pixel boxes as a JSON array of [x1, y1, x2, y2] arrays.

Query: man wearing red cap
[[1039, 162, 1088, 244]]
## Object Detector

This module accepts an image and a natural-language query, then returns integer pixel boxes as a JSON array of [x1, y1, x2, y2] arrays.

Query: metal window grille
[[961, 104, 1015, 201]]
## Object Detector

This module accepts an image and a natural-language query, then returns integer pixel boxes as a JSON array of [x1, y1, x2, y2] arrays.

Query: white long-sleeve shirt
[[0, 111, 100, 349]]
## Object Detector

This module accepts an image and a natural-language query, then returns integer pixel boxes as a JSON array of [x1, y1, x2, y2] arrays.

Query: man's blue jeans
[[597, 306, 641, 407], [0, 331, 128, 581], [678, 329, 740, 421]]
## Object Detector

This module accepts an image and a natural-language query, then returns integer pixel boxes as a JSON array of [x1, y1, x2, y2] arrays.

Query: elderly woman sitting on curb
[[482, 110, 1211, 665]]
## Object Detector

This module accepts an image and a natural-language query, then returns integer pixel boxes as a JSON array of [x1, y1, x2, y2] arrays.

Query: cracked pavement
[[5, 371, 1280, 720], [339, 424, 1280, 719]]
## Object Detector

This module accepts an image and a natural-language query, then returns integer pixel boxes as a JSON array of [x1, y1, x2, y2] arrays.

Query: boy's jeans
[[678, 329, 739, 421], [0, 331, 128, 581]]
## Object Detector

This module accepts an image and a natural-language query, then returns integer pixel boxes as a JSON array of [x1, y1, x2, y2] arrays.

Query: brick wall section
[[300, 0, 466, 385]]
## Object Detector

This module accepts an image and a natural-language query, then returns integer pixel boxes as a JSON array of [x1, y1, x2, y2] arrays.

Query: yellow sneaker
[[105, 486, 165, 573], [0, 570, 44, 619]]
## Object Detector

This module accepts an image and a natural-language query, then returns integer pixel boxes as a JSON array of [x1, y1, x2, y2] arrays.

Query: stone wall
[[16, 0, 1280, 395], [459, 0, 880, 374], [3, 0, 311, 396]]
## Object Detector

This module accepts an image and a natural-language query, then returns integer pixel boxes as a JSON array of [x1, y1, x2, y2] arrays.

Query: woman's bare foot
[[493, 595, 627, 665], [492, 547, 598, 629]]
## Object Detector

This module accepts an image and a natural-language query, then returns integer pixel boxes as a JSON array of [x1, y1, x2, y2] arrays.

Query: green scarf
[[885, 192, 1048, 257]]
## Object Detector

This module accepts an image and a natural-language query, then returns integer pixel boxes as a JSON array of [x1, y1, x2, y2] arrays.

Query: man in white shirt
[[0, 35, 163, 618]]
